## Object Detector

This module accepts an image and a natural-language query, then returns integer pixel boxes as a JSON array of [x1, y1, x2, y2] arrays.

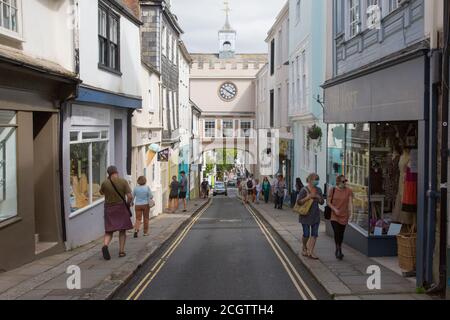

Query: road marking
[[245, 204, 317, 300], [126, 200, 212, 300]]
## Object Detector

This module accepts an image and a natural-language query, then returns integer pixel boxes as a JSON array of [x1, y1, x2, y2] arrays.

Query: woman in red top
[[327, 175, 353, 260]]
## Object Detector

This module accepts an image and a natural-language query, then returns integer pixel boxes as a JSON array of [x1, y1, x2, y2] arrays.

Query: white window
[[222, 120, 234, 138], [349, 0, 361, 38], [162, 26, 167, 56], [168, 33, 172, 62], [69, 129, 109, 214], [204, 120, 216, 138], [240, 121, 252, 138], [277, 29, 283, 67], [162, 87, 168, 130], [296, 56, 301, 109], [0, 0, 20, 37], [0, 111, 17, 222]]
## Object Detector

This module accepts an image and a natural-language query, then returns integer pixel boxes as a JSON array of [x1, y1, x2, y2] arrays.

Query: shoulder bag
[[324, 187, 336, 220], [293, 187, 314, 216], [109, 178, 133, 217], [148, 186, 156, 208]]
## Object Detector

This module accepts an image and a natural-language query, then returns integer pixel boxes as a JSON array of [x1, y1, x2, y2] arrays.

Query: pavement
[[0, 198, 210, 300], [248, 201, 433, 300], [114, 196, 329, 300]]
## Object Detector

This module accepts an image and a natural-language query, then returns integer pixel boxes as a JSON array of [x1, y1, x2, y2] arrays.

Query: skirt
[[104, 203, 133, 233]]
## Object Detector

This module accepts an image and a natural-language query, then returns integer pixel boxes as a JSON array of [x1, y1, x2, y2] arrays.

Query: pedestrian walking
[[201, 179, 209, 199], [179, 171, 188, 212], [273, 174, 286, 209], [327, 175, 353, 260], [132, 176, 154, 238], [169, 176, 180, 213], [100, 166, 133, 260], [244, 177, 254, 204], [262, 177, 271, 203], [297, 173, 325, 260], [255, 179, 262, 204]]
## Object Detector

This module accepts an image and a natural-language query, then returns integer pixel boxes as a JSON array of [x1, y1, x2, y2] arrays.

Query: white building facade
[[62, 0, 143, 249], [288, 0, 326, 189]]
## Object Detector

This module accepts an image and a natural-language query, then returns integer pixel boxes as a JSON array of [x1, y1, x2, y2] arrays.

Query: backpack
[[247, 180, 253, 189]]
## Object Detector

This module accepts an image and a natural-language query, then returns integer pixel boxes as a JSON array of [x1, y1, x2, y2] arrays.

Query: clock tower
[[218, 1, 236, 59]]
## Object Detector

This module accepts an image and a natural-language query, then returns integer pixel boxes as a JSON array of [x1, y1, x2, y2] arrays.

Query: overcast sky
[[171, 0, 287, 54]]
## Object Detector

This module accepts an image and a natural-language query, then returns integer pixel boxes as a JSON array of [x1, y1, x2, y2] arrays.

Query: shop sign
[[157, 148, 170, 162]]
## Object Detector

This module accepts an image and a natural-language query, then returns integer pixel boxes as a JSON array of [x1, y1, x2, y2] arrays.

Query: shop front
[[323, 52, 429, 282], [62, 86, 141, 249]]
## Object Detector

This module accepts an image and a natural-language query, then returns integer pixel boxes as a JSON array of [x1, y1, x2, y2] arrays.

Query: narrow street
[[114, 196, 329, 300]]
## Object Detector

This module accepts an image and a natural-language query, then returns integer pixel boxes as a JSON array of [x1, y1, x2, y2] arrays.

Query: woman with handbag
[[327, 175, 353, 260], [297, 173, 324, 259], [132, 176, 155, 238], [99, 166, 134, 260]]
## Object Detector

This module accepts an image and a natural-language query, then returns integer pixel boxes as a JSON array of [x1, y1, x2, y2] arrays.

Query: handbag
[[109, 178, 133, 217], [149, 199, 156, 208], [324, 187, 336, 220], [293, 187, 313, 216]]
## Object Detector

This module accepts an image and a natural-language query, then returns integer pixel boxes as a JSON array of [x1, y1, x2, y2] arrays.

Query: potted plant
[[307, 124, 323, 149]]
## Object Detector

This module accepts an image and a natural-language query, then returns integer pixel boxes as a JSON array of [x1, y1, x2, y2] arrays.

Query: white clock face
[[219, 82, 238, 102]]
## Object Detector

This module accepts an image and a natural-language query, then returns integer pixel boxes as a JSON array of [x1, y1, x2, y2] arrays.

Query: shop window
[[369, 122, 418, 237], [70, 129, 108, 214], [0, 111, 17, 222], [346, 123, 370, 233]]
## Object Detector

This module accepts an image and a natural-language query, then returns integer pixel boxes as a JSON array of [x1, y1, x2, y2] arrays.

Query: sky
[[171, 0, 287, 54]]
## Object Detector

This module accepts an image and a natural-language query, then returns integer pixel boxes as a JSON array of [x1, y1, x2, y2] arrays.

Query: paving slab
[[0, 199, 210, 300], [249, 202, 431, 300]]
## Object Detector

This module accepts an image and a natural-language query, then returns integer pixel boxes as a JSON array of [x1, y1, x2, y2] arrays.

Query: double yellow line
[[126, 200, 212, 300], [245, 204, 317, 301]]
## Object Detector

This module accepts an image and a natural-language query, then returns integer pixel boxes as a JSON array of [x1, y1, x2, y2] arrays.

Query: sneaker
[[102, 246, 111, 261], [143, 233, 149, 237], [134, 231, 138, 238]]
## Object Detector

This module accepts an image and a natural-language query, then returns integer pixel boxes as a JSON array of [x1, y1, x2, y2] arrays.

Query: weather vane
[[223, 0, 231, 15]]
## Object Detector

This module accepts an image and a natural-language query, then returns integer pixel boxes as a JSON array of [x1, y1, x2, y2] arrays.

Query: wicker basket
[[396, 232, 417, 272]]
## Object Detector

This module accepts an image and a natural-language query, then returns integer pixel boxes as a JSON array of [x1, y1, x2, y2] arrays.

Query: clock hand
[[224, 87, 234, 95]]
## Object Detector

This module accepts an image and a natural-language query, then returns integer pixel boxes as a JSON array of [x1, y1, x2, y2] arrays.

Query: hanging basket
[[307, 124, 323, 149]]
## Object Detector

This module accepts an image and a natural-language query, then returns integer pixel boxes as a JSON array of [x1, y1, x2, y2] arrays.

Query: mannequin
[[392, 148, 411, 224]]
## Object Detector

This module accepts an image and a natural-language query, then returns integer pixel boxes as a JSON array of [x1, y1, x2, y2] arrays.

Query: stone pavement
[[248, 201, 432, 300], [0, 198, 210, 300]]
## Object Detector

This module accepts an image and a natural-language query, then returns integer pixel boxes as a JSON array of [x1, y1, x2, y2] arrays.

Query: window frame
[[204, 120, 216, 138], [348, 0, 361, 39], [240, 120, 252, 138], [98, 2, 121, 75], [69, 127, 110, 217], [222, 120, 234, 138], [0, 111, 18, 223], [0, 0, 22, 41]]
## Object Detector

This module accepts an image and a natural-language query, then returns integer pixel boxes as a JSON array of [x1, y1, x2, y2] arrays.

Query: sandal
[[119, 252, 127, 258], [308, 254, 319, 260], [302, 248, 308, 257]]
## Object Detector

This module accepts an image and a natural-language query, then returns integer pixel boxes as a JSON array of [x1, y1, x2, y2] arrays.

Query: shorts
[[247, 190, 253, 195], [169, 194, 179, 200], [179, 192, 187, 199], [302, 223, 320, 238]]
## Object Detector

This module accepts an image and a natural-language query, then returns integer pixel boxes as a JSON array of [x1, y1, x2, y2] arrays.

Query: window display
[[70, 129, 108, 214], [326, 121, 418, 237], [0, 111, 17, 222]]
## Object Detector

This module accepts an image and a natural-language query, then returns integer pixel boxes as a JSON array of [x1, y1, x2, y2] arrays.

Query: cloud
[[171, 0, 287, 53]]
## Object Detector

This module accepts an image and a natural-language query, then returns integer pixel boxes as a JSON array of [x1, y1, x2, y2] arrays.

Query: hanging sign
[[157, 148, 170, 162]]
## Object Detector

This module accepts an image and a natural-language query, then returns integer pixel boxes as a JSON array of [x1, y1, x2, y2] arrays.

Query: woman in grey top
[[297, 173, 325, 260]]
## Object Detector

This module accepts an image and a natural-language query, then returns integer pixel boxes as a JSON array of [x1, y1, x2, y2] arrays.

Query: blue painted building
[[323, 0, 443, 289]]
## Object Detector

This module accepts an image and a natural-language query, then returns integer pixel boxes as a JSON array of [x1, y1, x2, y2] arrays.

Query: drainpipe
[[437, 0, 450, 297]]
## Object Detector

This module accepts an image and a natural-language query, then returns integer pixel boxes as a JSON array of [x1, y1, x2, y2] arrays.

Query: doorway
[[33, 112, 61, 255]]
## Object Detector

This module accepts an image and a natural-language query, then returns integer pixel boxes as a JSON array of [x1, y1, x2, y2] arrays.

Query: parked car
[[213, 181, 227, 196], [227, 179, 237, 188]]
